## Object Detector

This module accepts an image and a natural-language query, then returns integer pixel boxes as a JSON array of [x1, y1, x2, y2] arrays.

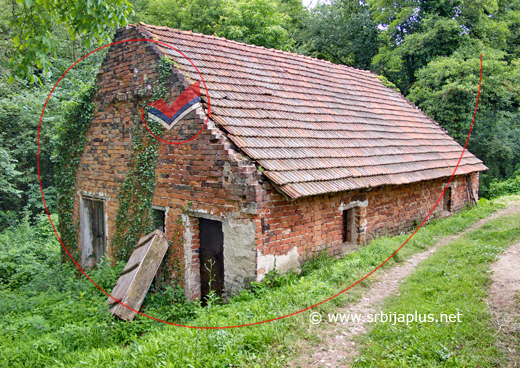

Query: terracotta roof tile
[[134, 23, 487, 199]]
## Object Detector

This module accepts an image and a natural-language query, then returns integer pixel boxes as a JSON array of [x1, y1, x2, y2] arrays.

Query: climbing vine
[[110, 57, 174, 261], [55, 84, 97, 263], [55, 56, 185, 288]]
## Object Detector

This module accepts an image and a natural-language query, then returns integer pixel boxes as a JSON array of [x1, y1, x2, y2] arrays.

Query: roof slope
[[135, 23, 487, 199]]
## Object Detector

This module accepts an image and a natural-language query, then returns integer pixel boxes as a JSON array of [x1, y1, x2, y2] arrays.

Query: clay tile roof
[[134, 23, 487, 200]]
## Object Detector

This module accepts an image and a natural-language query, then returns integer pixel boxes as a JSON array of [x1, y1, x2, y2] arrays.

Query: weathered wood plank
[[107, 230, 169, 321]]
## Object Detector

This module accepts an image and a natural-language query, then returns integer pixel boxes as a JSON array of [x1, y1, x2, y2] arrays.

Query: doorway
[[81, 196, 106, 268], [443, 187, 452, 212], [198, 218, 224, 301], [343, 208, 354, 243]]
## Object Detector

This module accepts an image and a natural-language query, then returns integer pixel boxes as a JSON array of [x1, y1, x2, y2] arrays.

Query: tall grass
[[0, 199, 503, 367]]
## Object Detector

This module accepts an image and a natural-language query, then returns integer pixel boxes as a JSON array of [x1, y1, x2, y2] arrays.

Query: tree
[[217, 0, 294, 50], [368, 0, 511, 93], [134, 0, 296, 50], [408, 44, 520, 195], [7, 0, 133, 83], [297, 0, 379, 69], [0, 0, 112, 229]]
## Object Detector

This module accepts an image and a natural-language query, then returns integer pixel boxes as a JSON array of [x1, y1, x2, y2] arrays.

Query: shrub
[[488, 168, 520, 198], [0, 213, 60, 290]]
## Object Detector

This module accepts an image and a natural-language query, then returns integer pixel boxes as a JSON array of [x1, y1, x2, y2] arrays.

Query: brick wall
[[255, 172, 479, 279], [74, 27, 163, 260], [73, 26, 261, 296]]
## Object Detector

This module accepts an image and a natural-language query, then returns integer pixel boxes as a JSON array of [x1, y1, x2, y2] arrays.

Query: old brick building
[[72, 23, 486, 299]]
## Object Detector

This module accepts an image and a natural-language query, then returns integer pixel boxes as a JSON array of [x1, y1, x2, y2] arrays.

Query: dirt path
[[290, 201, 520, 368], [488, 240, 520, 367]]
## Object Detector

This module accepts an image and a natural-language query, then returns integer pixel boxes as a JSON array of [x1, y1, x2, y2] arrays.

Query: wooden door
[[108, 230, 169, 321], [81, 197, 106, 268]]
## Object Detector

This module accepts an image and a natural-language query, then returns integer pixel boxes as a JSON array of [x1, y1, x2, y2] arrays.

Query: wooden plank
[[107, 230, 169, 321], [136, 232, 156, 248]]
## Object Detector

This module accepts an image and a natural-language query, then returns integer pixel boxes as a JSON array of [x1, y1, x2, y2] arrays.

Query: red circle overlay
[[38, 41, 483, 329]]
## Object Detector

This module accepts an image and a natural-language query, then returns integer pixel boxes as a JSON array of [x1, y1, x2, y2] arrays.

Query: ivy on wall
[[110, 57, 174, 261], [55, 56, 186, 290], [55, 84, 97, 263]]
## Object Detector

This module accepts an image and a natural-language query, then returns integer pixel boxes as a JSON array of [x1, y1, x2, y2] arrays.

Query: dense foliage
[[54, 84, 97, 263], [488, 166, 520, 198], [1, 0, 519, 230], [7, 0, 132, 83], [0, 215, 198, 366]]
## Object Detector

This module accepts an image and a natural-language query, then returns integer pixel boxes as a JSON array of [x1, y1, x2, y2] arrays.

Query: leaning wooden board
[[107, 230, 169, 321]]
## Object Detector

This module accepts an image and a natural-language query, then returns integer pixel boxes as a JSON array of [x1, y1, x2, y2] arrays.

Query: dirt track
[[290, 200, 520, 367]]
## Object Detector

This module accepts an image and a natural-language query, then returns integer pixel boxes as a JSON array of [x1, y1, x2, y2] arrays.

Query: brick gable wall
[[73, 26, 262, 298]]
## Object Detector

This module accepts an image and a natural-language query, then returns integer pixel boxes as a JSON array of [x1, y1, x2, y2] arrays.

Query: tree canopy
[[7, 0, 133, 83], [1, 0, 519, 229]]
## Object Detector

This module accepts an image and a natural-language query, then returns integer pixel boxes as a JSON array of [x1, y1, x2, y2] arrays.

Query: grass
[[353, 196, 520, 367], [0, 198, 507, 367]]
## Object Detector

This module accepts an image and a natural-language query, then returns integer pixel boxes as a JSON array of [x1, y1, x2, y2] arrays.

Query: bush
[[0, 213, 61, 290], [488, 167, 520, 198]]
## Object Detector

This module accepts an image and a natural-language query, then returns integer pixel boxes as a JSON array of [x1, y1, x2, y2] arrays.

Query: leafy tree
[[278, 0, 307, 38], [0, 147, 22, 198], [368, 0, 512, 93], [372, 15, 465, 93], [134, 0, 223, 35], [368, 0, 520, 196], [297, 0, 379, 69], [7, 0, 133, 83], [0, 1, 111, 229], [217, 0, 293, 50], [408, 44, 520, 195], [134, 0, 296, 50]]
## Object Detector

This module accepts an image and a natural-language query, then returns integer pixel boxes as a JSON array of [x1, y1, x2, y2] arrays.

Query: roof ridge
[[134, 22, 364, 74]]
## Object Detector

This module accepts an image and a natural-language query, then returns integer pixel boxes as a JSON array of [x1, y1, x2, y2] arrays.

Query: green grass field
[[0, 197, 516, 367], [354, 197, 520, 367]]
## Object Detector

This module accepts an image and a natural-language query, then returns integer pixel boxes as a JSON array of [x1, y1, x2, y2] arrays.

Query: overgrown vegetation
[[54, 84, 97, 262], [488, 166, 520, 198], [0, 214, 198, 367], [0, 197, 504, 367], [354, 199, 520, 367], [110, 57, 170, 261]]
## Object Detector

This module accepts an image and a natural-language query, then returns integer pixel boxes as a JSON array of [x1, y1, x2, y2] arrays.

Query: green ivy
[[55, 57, 181, 274], [55, 84, 97, 263], [110, 57, 174, 261]]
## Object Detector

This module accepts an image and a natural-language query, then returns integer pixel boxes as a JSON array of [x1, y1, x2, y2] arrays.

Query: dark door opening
[[152, 208, 165, 232], [81, 197, 106, 267], [443, 187, 452, 212], [343, 209, 353, 243], [198, 218, 224, 302]]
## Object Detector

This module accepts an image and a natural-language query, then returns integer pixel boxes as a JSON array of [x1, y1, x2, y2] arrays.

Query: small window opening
[[343, 209, 354, 243], [152, 208, 166, 232], [443, 187, 452, 212]]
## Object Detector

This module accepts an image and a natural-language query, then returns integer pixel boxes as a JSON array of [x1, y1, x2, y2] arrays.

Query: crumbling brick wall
[[255, 172, 479, 280]]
